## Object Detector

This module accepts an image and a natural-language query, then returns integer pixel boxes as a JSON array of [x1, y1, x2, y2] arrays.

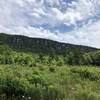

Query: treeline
[[0, 45, 100, 66], [81, 51, 100, 66]]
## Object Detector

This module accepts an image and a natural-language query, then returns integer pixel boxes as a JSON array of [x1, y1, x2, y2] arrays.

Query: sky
[[0, 0, 100, 48]]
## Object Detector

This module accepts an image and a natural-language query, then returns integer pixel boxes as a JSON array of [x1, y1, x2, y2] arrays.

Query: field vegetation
[[0, 33, 100, 100], [0, 65, 100, 100]]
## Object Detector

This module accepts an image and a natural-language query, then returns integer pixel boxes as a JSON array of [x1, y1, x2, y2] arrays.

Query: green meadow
[[0, 65, 100, 100]]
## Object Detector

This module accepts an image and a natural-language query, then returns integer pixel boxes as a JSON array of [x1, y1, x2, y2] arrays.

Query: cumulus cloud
[[0, 0, 100, 48]]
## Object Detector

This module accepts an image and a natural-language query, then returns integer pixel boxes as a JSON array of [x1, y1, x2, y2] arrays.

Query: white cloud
[[0, 0, 100, 48], [1, 0, 97, 26], [70, 20, 100, 48]]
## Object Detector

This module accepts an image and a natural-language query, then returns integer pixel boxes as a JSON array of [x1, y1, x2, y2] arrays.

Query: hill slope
[[0, 33, 97, 55], [0, 33, 99, 66]]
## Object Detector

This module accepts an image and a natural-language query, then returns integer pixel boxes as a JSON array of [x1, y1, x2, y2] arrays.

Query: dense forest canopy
[[0, 33, 99, 66]]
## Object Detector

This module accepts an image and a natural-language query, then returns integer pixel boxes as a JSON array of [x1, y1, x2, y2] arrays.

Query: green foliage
[[0, 33, 100, 100], [70, 67, 99, 81], [0, 44, 100, 66], [0, 33, 99, 66], [82, 51, 100, 66], [0, 65, 100, 100]]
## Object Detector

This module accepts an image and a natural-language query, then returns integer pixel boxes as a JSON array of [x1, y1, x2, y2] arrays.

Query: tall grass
[[0, 65, 100, 100]]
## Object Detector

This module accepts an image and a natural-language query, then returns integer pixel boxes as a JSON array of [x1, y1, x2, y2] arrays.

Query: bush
[[70, 68, 99, 81]]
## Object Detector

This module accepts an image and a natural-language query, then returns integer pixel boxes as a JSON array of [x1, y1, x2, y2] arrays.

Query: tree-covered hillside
[[0, 33, 99, 66], [0, 33, 97, 55]]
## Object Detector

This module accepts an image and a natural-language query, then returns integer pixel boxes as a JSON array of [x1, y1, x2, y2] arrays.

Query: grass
[[0, 65, 100, 100]]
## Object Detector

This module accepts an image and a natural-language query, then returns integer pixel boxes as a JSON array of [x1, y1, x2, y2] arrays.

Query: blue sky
[[0, 0, 100, 48]]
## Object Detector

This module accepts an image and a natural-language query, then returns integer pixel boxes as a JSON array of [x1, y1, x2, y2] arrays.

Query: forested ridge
[[0, 33, 96, 54], [0, 33, 99, 66]]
